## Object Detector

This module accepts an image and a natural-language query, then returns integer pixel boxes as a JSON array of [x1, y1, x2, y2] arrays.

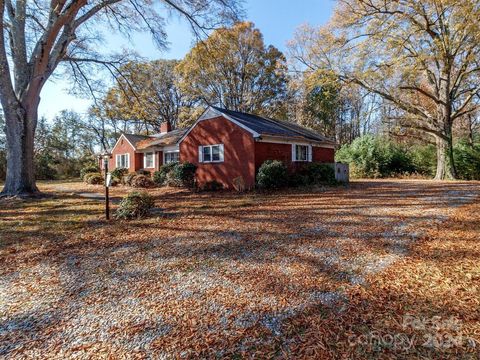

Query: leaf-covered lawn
[[1, 180, 479, 358]]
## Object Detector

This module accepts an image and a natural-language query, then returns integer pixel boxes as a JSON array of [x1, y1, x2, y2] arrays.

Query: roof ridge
[[214, 106, 333, 143], [266, 117, 333, 142], [123, 133, 154, 138]]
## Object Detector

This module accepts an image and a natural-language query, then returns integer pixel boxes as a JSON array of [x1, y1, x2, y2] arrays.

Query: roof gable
[[123, 134, 153, 148], [111, 133, 153, 153]]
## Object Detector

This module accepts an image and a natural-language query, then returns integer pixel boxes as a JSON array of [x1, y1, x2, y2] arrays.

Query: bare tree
[[0, 0, 242, 196], [289, 0, 480, 179]]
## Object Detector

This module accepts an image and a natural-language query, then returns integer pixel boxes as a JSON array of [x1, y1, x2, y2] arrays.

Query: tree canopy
[[176, 21, 290, 119], [95, 59, 201, 131], [289, 0, 480, 179]]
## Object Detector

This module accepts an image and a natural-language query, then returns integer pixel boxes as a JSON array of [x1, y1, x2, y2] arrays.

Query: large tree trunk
[[434, 134, 457, 180], [1, 105, 39, 197]]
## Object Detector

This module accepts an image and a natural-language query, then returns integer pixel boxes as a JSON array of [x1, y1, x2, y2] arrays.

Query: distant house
[[105, 106, 336, 189]]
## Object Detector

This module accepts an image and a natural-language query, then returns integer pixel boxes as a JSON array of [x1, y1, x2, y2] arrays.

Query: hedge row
[[82, 160, 336, 190], [256, 160, 336, 189]]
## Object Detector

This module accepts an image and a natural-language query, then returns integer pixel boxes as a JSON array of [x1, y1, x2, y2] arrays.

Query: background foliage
[[336, 135, 480, 180]]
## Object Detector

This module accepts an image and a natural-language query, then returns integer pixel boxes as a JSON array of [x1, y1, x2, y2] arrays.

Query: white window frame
[[143, 152, 155, 168], [292, 144, 312, 162], [116, 153, 130, 169], [198, 144, 224, 163], [164, 151, 180, 164]]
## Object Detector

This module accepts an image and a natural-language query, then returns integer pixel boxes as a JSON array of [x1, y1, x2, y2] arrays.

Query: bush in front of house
[[122, 173, 138, 186], [256, 160, 289, 189], [84, 172, 104, 185], [114, 191, 155, 220], [80, 165, 99, 180], [131, 174, 155, 188], [136, 169, 151, 177], [111, 167, 128, 180], [83, 172, 97, 183], [153, 162, 177, 186], [304, 163, 336, 185], [153, 162, 197, 188], [289, 172, 310, 187], [172, 162, 197, 188]]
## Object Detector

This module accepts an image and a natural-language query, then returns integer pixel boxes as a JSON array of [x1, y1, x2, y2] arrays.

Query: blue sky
[[39, 0, 335, 119]]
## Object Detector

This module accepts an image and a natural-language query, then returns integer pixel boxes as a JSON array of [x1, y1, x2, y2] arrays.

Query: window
[[199, 144, 224, 163], [292, 144, 312, 162], [144, 152, 155, 168], [164, 151, 179, 164], [116, 153, 130, 169]]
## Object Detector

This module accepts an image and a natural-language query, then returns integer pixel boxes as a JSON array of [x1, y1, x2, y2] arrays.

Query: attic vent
[[121, 139, 124, 145]]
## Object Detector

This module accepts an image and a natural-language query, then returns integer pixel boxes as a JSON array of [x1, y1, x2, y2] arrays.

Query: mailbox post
[[100, 152, 112, 220]]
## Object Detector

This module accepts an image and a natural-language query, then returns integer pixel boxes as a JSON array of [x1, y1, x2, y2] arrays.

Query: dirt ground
[[1, 180, 479, 358]]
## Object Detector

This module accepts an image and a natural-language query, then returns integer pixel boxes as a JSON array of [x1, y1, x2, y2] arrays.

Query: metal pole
[[104, 157, 110, 220]]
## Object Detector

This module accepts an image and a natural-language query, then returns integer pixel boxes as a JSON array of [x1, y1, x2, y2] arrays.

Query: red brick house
[[106, 106, 336, 189], [103, 122, 187, 172]]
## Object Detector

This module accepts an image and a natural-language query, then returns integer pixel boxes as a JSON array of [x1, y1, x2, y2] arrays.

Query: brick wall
[[180, 116, 256, 189], [255, 142, 335, 171], [313, 147, 335, 163], [109, 136, 137, 173], [254, 142, 291, 171]]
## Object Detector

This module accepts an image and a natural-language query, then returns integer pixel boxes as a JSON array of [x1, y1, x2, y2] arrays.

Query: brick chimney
[[160, 121, 172, 133]]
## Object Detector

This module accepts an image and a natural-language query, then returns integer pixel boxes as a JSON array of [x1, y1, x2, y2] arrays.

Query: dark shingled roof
[[122, 134, 152, 148], [212, 107, 335, 144]]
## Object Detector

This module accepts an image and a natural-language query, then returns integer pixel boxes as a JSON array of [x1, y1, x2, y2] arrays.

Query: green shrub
[[336, 135, 414, 178], [80, 165, 100, 180], [35, 152, 58, 180], [114, 191, 155, 220], [165, 171, 182, 187], [83, 172, 97, 183], [153, 162, 197, 188], [304, 163, 336, 184], [256, 160, 288, 189], [289, 172, 310, 187], [122, 173, 138, 186], [454, 140, 480, 180], [110, 178, 120, 187], [84, 172, 104, 185], [172, 162, 197, 188], [111, 167, 128, 180], [153, 162, 178, 186], [136, 169, 151, 177], [410, 144, 437, 177], [131, 174, 155, 188]]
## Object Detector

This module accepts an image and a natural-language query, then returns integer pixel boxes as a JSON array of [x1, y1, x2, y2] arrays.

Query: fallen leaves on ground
[[0, 180, 479, 358]]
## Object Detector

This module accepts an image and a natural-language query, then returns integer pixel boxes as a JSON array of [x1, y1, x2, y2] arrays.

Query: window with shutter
[[199, 144, 224, 163]]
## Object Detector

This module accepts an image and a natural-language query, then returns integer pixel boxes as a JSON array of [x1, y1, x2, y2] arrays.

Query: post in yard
[[101, 152, 112, 220]]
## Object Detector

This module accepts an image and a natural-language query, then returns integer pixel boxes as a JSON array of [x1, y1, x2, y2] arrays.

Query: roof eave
[[256, 134, 336, 148]]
